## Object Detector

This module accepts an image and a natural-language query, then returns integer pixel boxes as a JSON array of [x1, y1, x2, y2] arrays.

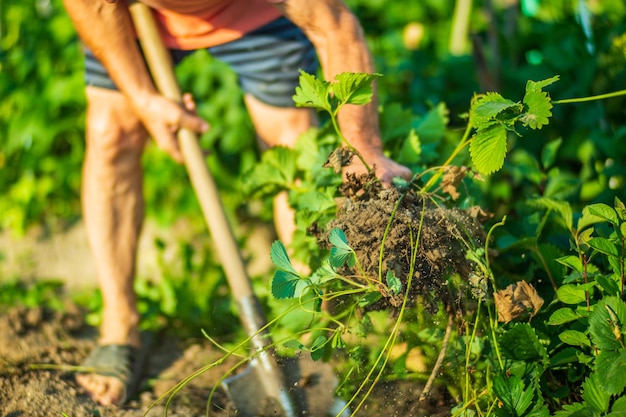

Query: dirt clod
[[324, 173, 486, 310]]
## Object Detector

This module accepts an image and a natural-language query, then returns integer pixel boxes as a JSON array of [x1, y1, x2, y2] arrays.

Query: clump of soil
[[322, 172, 486, 310]]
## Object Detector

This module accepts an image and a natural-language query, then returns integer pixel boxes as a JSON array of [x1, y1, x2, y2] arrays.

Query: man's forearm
[[272, 0, 383, 155], [63, 0, 157, 104]]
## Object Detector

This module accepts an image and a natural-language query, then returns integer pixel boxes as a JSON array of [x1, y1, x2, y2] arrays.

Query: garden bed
[[0, 304, 452, 416]]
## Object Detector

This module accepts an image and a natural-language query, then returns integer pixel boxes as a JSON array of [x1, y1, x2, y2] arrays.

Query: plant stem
[[552, 89, 626, 104], [421, 122, 473, 193], [419, 312, 454, 401], [377, 191, 407, 283], [330, 108, 372, 172]]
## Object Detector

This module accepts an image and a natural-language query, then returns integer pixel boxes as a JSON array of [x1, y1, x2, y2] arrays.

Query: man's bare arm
[[270, 0, 411, 182], [63, 0, 208, 162]]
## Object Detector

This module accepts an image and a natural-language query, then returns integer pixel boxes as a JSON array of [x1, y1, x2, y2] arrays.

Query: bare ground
[[0, 304, 452, 417]]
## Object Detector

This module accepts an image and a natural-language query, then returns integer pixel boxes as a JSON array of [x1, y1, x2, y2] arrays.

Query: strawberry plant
[[243, 70, 626, 415]]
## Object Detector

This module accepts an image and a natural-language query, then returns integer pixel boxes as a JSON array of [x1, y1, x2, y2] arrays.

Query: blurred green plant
[[0, 278, 65, 312]]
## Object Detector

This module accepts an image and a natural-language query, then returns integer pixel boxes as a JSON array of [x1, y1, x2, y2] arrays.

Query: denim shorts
[[84, 16, 318, 107]]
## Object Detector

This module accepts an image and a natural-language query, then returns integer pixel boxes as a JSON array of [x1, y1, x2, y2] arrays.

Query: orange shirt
[[142, 0, 283, 50]]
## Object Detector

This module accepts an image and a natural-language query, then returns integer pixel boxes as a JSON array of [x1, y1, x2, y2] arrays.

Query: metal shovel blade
[[222, 353, 340, 416]]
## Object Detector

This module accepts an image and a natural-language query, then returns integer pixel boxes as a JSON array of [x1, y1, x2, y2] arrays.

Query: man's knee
[[85, 87, 147, 163], [244, 94, 317, 150]]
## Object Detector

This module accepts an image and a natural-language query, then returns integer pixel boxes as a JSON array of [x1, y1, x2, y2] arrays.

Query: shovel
[[128, 3, 341, 416]]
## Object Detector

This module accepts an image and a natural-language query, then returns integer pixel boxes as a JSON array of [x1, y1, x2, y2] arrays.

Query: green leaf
[[293, 70, 331, 111], [520, 76, 559, 130], [310, 335, 328, 361], [332, 72, 381, 106], [588, 237, 619, 258], [559, 330, 590, 347], [329, 228, 351, 251], [329, 228, 356, 268], [531, 197, 573, 231], [541, 138, 562, 169], [556, 255, 584, 273], [589, 297, 626, 351], [557, 283, 596, 304], [499, 323, 549, 365], [385, 270, 402, 296], [586, 203, 619, 225], [582, 373, 611, 413], [493, 375, 534, 416], [358, 292, 382, 307], [470, 93, 521, 127], [283, 339, 305, 350], [243, 146, 297, 196], [272, 270, 306, 299], [270, 240, 299, 275], [397, 128, 421, 164], [596, 275, 621, 297], [611, 396, 626, 412], [526, 75, 560, 92], [548, 308, 583, 325], [553, 403, 595, 417], [469, 123, 508, 175], [520, 91, 553, 129], [414, 102, 449, 143], [595, 350, 626, 395], [578, 205, 610, 232]]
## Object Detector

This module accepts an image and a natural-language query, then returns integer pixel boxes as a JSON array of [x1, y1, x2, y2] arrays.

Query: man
[[63, 0, 411, 406]]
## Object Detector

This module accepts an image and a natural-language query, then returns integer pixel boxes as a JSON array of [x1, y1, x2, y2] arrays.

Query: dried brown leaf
[[494, 280, 544, 323], [441, 166, 468, 200], [323, 147, 355, 173]]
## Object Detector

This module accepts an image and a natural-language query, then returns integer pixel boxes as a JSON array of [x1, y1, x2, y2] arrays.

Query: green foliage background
[[2, 0, 626, 234], [2, 0, 626, 413]]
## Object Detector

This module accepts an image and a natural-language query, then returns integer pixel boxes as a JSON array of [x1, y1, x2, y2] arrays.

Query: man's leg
[[244, 93, 317, 250], [76, 86, 148, 406]]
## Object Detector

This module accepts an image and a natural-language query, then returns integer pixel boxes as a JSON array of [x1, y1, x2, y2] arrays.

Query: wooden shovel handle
[[128, 2, 265, 335]]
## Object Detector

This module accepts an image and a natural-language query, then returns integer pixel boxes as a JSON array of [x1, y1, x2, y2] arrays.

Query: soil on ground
[[0, 304, 452, 417]]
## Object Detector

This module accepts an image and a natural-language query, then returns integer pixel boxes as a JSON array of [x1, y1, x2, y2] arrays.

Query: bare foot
[[76, 313, 141, 406], [76, 372, 128, 406]]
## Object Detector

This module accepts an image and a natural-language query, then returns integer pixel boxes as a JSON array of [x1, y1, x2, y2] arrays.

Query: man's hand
[[344, 149, 412, 185], [132, 92, 209, 163]]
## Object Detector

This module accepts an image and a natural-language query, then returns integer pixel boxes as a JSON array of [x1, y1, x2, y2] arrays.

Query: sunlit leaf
[[414, 102, 449, 143], [559, 330, 591, 347], [397, 129, 421, 164], [588, 237, 619, 258], [595, 350, 626, 395], [589, 296, 626, 351], [470, 93, 521, 128], [293, 70, 331, 111], [332, 72, 381, 106], [557, 283, 596, 304], [548, 307, 582, 325], [520, 76, 559, 130], [469, 123, 508, 175], [586, 203, 619, 225], [556, 255, 584, 273]]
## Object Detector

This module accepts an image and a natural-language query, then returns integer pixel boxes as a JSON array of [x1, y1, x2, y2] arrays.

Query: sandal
[[78, 344, 144, 404]]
